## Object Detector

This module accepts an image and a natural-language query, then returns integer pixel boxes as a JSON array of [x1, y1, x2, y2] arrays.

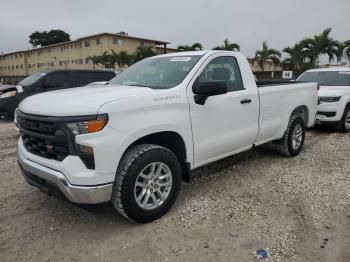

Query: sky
[[1, 0, 349, 60]]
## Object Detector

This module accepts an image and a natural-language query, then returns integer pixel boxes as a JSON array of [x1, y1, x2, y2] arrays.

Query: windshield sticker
[[40, 73, 46, 76], [16, 85, 23, 93], [170, 57, 191, 62], [339, 72, 350, 74]]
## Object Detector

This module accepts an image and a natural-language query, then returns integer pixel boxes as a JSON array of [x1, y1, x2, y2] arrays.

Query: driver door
[[188, 55, 259, 167]]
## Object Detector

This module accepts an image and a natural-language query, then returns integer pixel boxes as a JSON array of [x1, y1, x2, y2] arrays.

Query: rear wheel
[[111, 144, 182, 223], [335, 107, 350, 133], [273, 115, 306, 157]]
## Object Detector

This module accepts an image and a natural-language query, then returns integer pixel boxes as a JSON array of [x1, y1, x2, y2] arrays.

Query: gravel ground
[[0, 120, 349, 262]]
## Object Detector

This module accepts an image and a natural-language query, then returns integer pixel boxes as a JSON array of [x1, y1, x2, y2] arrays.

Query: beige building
[[0, 33, 284, 84], [0, 32, 171, 83]]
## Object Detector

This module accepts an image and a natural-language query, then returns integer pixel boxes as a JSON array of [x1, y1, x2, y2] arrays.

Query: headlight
[[67, 114, 108, 135], [319, 96, 341, 103], [0, 91, 17, 98]]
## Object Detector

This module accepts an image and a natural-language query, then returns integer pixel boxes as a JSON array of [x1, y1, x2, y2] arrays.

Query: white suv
[[298, 68, 350, 132]]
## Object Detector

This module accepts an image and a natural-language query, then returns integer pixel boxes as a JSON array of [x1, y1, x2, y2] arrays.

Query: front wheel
[[335, 107, 350, 133], [111, 144, 182, 223]]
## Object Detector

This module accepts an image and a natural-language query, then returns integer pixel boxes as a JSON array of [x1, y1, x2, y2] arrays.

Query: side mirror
[[192, 79, 228, 105]]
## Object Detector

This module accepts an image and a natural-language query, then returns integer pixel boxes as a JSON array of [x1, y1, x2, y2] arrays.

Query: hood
[[0, 85, 16, 93], [19, 84, 153, 116], [318, 85, 350, 97]]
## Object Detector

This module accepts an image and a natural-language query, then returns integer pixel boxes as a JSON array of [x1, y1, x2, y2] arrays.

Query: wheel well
[[128, 131, 190, 182], [291, 106, 309, 126]]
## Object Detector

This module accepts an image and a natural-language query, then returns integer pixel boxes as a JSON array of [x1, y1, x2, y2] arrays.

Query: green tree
[[99, 51, 115, 69], [254, 41, 281, 71], [87, 55, 102, 69], [299, 28, 339, 66], [282, 43, 312, 71], [212, 39, 240, 51], [334, 40, 350, 63], [344, 40, 350, 62], [177, 43, 203, 51], [133, 45, 156, 62], [111, 50, 133, 68], [29, 30, 71, 47]]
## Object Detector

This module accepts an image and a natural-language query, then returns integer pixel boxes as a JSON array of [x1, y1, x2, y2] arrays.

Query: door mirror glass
[[193, 80, 228, 95], [192, 79, 228, 105]]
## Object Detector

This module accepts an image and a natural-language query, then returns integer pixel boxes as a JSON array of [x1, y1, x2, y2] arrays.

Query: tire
[[111, 144, 182, 223], [273, 115, 306, 157], [335, 107, 350, 133]]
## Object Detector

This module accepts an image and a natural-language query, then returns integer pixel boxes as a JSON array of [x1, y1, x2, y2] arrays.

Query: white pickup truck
[[297, 67, 350, 132], [16, 51, 318, 222]]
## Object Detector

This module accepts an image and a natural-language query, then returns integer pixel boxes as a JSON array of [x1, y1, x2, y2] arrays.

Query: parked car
[[0, 69, 116, 119], [16, 51, 318, 223], [297, 68, 350, 132]]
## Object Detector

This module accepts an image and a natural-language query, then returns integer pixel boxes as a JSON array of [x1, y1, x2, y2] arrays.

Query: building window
[[20, 65, 23, 69], [96, 38, 101, 45], [113, 37, 123, 45], [140, 41, 145, 48], [85, 58, 90, 64], [85, 41, 90, 47], [16, 65, 19, 69]]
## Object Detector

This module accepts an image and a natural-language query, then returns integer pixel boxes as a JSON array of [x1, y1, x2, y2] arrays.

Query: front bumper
[[17, 147, 113, 204], [316, 101, 343, 123]]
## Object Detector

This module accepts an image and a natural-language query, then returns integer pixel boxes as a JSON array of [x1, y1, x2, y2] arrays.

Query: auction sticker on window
[[170, 57, 191, 62]]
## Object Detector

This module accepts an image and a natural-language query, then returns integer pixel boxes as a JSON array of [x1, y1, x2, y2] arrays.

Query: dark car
[[0, 69, 116, 119]]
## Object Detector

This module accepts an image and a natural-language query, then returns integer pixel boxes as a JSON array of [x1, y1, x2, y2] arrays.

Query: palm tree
[[134, 45, 156, 62], [212, 39, 240, 51], [118, 51, 133, 67], [87, 55, 101, 69], [282, 43, 312, 71], [254, 41, 281, 71], [177, 43, 203, 51], [99, 51, 115, 69], [344, 40, 350, 62], [335, 40, 350, 63], [299, 28, 339, 67]]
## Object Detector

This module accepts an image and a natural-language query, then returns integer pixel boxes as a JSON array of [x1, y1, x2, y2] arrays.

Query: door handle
[[240, 98, 252, 104]]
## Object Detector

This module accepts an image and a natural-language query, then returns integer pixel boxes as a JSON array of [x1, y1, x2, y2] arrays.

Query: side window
[[46, 72, 69, 89], [199, 56, 244, 92], [100, 72, 115, 81]]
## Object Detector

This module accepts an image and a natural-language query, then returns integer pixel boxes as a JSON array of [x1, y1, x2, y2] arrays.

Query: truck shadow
[[32, 135, 323, 226], [65, 146, 277, 220]]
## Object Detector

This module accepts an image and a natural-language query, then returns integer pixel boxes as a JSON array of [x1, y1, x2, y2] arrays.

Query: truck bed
[[256, 80, 299, 87]]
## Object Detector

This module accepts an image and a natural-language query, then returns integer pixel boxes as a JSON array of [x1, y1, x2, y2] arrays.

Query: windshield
[[18, 72, 45, 87], [298, 71, 350, 86], [109, 55, 203, 89]]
